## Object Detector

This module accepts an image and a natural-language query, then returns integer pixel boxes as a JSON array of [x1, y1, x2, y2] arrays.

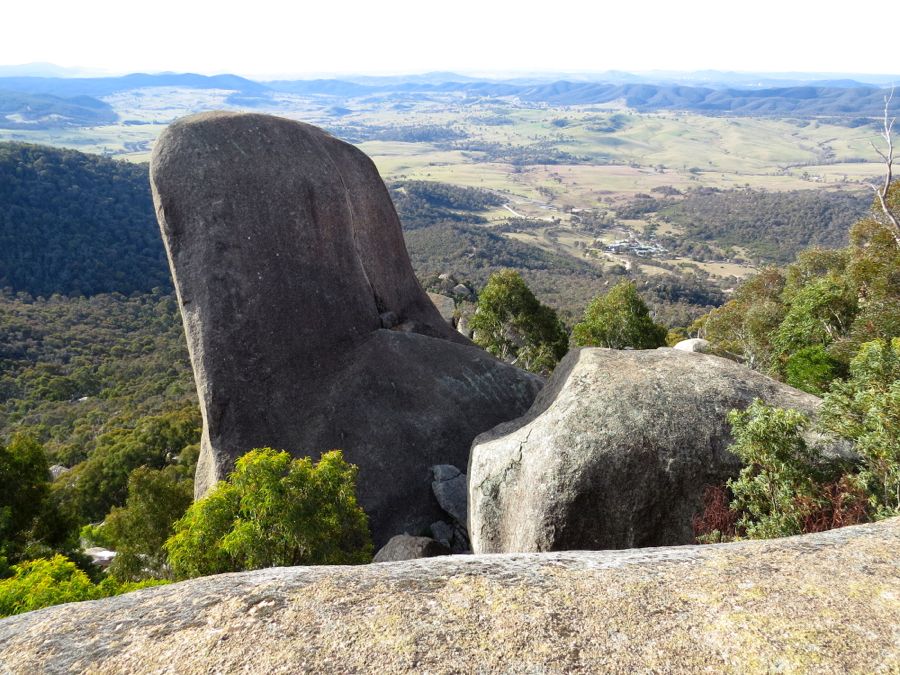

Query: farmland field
[[0, 82, 884, 306]]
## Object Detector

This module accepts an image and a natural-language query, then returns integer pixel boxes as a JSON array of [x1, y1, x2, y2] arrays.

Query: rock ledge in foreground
[[1, 518, 897, 673]]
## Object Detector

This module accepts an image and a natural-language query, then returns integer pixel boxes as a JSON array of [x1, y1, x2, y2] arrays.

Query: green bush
[[725, 401, 834, 539], [470, 270, 569, 375], [572, 281, 667, 350], [0, 555, 95, 617], [700, 338, 899, 543], [0, 434, 81, 564], [58, 408, 200, 524], [0, 554, 166, 618], [0, 434, 50, 562], [165, 449, 372, 580], [784, 345, 846, 395], [104, 465, 194, 581], [820, 338, 900, 518]]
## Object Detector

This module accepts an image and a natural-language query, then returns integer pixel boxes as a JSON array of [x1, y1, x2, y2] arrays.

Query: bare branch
[[870, 140, 889, 163], [866, 86, 900, 246]]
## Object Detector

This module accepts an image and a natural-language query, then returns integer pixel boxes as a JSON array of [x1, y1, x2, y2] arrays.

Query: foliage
[[691, 485, 739, 544], [370, 125, 467, 144], [0, 555, 96, 617], [390, 180, 503, 229], [0, 433, 83, 565], [469, 270, 569, 374], [694, 267, 786, 370], [697, 185, 900, 389], [104, 465, 194, 581], [819, 338, 900, 518], [165, 449, 372, 580], [783, 345, 847, 395], [404, 221, 605, 321], [0, 554, 167, 618], [0, 289, 196, 466], [696, 343, 899, 543], [0, 142, 170, 296], [724, 401, 842, 539], [0, 287, 199, 557], [656, 187, 869, 264], [56, 409, 200, 524], [771, 276, 857, 361], [0, 434, 49, 561], [572, 281, 667, 350], [844, 215, 900, 350]]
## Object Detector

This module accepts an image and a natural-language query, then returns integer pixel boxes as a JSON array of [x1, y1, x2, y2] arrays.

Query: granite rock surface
[[1, 519, 896, 673], [150, 112, 541, 545], [469, 347, 840, 553]]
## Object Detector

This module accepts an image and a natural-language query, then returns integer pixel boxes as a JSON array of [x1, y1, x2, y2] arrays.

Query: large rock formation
[[1, 519, 896, 672], [150, 112, 541, 545], [469, 347, 837, 553]]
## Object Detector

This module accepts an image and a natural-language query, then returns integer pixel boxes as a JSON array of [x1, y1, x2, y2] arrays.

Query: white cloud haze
[[4, 0, 896, 77]]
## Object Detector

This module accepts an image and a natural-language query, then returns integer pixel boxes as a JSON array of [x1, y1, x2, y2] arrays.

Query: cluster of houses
[[603, 237, 668, 258]]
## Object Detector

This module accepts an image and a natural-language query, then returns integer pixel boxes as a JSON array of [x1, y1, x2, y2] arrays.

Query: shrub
[[784, 345, 846, 395], [820, 338, 900, 518], [0, 434, 50, 562], [0, 554, 167, 618], [691, 485, 739, 543], [572, 281, 667, 350], [0, 434, 81, 564], [0, 555, 95, 617], [725, 401, 831, 539], [694, 370, 897, 543], [104, 465, 194, 581], [470, 270, 569, 375], [165, 449, 372, 580]]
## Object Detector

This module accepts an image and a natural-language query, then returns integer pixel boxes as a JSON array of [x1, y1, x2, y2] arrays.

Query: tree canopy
[[0, 142, 169, 297], [469, 270, 569, 374], [572, 281, 668, 350]]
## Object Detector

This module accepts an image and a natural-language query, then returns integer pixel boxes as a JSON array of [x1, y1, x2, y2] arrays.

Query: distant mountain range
[[0, 90, 116, 128], [0, 72, 268, 98], [0, 70, 896, 129]]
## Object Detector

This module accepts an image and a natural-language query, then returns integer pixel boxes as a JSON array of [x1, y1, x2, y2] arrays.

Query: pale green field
[[0, 86, 882, 283], [1, 86, 885, 203]]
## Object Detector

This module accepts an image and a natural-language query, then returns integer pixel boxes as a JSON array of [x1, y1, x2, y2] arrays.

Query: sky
[[3, 0, 897, 78]]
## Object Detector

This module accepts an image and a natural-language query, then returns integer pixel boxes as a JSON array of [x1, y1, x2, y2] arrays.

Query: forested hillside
[[0, 143, 168, 296], [659, 188, 870, 263], [389, 180, 503, 227], [0, 289, 195, 465], [619, 187, 870, 263]]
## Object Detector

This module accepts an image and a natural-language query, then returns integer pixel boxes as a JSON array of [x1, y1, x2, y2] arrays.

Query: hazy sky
[[3, 0, 896, 77]]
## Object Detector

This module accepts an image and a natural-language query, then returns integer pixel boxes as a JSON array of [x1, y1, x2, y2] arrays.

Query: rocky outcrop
[[431, 464, 467, 526], [1, 519, 896, 673], [469, 347, 833, 553], [48, 464, 69, 480], [150, 112, 541, 546], [431, 464, 471, 552], [372, 534, 450, 562], [672, 337, 711, 352], [426, 292, 456, 326], [429, 519, 469, 552]]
